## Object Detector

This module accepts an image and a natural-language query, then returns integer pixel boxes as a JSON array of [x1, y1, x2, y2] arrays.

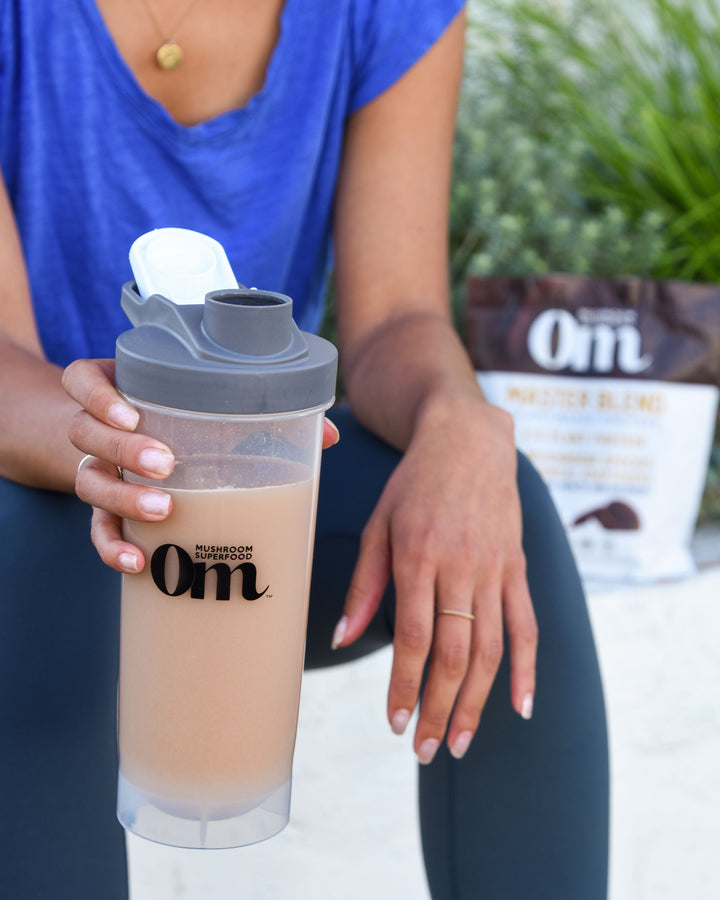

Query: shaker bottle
[[114, 228, 338, 849]]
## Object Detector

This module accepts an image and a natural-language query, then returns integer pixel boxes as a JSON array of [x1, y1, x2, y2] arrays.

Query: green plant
[[449, 103, 667, 312], [454, 0, 720, 519], [468, 0, 720, 283]]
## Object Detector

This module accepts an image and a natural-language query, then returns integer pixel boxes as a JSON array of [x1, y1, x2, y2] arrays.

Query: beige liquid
[[119, 461, 315, 812]]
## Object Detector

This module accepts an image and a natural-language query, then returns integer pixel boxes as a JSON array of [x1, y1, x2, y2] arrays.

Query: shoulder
[[346, 0, 466, 112], [0, 1, 95, 83]]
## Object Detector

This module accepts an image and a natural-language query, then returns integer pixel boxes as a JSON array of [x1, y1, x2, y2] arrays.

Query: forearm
[[331, 8, 472, 450], [0, 171, 81, 490], [342, 307, 492, 452], [0, 340, 82, 491]]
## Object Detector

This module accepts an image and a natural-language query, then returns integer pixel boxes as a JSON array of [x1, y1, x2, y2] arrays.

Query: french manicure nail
[[138, 491, 171, 516], [108, 402, 139, 430], [118, 552, 139, 572], [331, 616, 348, 649], [417, 738, 440, 765], [391, 709, 411, 736], [139, 447, 174, 476], [521, 693, 534, 720], [449, 730, 473, 760]]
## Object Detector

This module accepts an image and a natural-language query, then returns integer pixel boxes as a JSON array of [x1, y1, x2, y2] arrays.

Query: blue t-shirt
[[0, 0, 464, 366]]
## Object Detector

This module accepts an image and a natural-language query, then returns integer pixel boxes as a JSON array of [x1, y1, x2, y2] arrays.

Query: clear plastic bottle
[[114, 229, 337, 848]]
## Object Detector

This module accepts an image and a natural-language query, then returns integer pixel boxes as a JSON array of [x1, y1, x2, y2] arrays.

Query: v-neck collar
[[77, 0, 294, 145]]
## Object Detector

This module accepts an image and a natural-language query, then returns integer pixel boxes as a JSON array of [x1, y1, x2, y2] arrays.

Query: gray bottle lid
[[115, 231, 337, 415]]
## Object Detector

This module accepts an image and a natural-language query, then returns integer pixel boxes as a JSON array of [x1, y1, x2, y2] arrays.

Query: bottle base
[[117, 773, 291, 849]]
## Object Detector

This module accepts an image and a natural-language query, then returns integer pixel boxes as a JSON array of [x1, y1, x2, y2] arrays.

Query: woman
[[0, 1, 608, 896]]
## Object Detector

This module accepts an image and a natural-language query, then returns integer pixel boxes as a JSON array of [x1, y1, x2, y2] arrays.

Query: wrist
[[414, 383, 516, 448]]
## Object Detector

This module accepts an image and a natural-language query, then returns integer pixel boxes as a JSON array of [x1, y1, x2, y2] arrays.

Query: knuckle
[[74, 464, 98, 503], [391, 517, 437, 569], [74, 477, 91, 504], [412, 539, 437, 572], [479, 636, 504, 671], [84, 380, 108, 415], [395, 617, 432, 655], [109, 478, 127, 511], [67, 411, 82, 446], [60, 358, 82, 393], [109, 433, 127, 466], [508, 546, 528, 577], [67, 409, 92, 447], [491, 404, 515, 436], [391, 673, 421, 703], [395, 541, 436, 582], [517, 615, 539, 647], [435, 640, 469, 679], [420, 705, 451, 733], [89, 508, 121, 569], [506, 595, 539, 648], [88, 509, 108, 549], [476, 543, 505, 579], [60, 361, 73, 390]]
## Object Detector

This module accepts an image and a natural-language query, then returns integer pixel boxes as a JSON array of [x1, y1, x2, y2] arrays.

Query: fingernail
[[326, 419, 340, 446], [391, 709, 411, 736], [108, 402, 139, 430], [118, 552, 139, 572], [138, 491, 171, 516], [449, 730, 473, 760], [139, 447, 174, 476], [417, 738, 440, 765], [331, 616, 348, 649], [521, 693, 534, 720]]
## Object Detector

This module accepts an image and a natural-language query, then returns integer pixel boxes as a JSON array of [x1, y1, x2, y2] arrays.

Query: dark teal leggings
[[0, 406, 608, 899]]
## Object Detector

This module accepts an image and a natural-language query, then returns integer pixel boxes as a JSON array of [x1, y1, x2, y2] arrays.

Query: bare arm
[[330, 8, 538, 762], [0, 174, 84, 490], [334, 9, 476, 449]]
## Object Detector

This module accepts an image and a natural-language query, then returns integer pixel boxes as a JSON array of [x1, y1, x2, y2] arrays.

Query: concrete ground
[[128, 527, 720, 900]]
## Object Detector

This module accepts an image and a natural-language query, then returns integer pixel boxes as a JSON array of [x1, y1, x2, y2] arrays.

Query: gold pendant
[[156, 39, 183, 70]]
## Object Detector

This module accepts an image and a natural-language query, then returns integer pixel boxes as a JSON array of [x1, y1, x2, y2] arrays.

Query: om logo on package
[[527, 308, 653, 375]]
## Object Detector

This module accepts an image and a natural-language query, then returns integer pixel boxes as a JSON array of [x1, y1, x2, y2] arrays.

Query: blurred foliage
[[460, 0, 720, 283], [321, 0, 720, 518], [449, 109, 668, 316], [450, 0, 720, 520]]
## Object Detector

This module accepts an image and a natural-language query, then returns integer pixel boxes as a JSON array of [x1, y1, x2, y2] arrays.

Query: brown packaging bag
[[465, 274, 720, 583]]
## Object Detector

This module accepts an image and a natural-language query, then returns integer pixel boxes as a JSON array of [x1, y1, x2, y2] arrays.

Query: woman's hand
[[63, 358, 174, 573], [326, 6, 536, 762], [331, 393, 538, 763], [62, 357, 339, 573]]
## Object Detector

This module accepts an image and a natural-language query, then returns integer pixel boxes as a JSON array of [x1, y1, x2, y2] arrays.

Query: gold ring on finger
[[435, 608, 475, 622]]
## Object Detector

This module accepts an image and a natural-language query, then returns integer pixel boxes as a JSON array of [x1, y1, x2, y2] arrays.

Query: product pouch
[[465, 274, 720, 583]]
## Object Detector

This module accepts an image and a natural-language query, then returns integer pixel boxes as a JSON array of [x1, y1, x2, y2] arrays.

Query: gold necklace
[[137, 0, 203, 70]]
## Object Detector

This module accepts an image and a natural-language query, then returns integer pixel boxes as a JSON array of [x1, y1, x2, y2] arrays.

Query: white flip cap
[[129, 228, 238, 305]]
